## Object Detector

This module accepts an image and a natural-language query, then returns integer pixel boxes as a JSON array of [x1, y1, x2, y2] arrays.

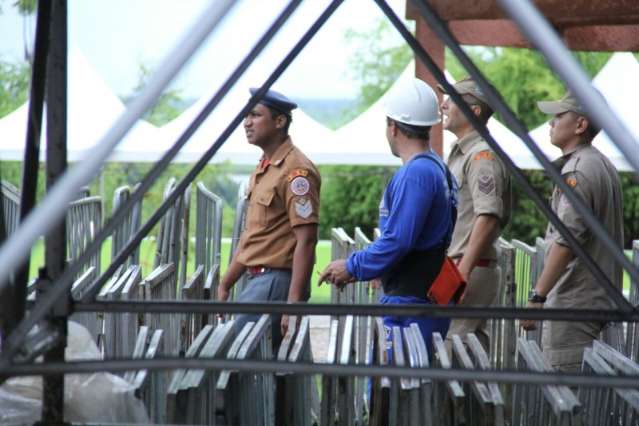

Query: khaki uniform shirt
[[544, 144, 624, 311], [447, 131, 511, 260], [236, 138, 320, 269]]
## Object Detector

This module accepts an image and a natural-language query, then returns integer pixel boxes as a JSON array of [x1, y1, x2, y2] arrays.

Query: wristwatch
[[528, 290, 547, 304]]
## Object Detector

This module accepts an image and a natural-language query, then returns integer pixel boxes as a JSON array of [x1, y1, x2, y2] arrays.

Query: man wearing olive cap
[[521, 91, 623, 373], [218, 88, 321, 346], [439, 77, 512, 352]]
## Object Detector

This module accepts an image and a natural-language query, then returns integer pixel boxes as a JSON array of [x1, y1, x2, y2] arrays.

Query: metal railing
[[111, 185, 142, 268]]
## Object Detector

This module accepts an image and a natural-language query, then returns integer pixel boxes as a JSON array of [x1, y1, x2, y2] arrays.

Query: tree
[[0, 60, 30, 118], [126, 64, 186, 126]]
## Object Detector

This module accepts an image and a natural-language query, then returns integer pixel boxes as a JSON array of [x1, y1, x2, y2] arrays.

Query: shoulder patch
[[473, 151, 495, 161], [294, 197, 313, 219], [566, 177, 577, 188], [287, 168, 309, 182], [290, 176, 310, 196]]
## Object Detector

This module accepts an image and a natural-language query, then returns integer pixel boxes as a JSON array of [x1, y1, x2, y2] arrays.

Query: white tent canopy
[[528, 52, 639, 171], [0, 47, 167, 162]]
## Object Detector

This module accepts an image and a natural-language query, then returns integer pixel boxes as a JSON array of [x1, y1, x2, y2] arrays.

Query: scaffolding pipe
[[2, 357, 639, 390], [381, 0, 633, 312], [8, 0, 53, 334], [72, 300, 638, 323], [0, 0, 237, 290]]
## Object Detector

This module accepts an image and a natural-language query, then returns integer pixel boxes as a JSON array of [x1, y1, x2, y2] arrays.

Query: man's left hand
[[520, 301, 544, 330], [318, 259, 354, 287]]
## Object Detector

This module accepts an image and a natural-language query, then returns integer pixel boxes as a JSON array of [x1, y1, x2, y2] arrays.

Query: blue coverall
[[346, 150, 457, 358]]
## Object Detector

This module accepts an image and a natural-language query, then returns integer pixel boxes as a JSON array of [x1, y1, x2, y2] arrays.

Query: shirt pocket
[[255, 189, 275, 226]]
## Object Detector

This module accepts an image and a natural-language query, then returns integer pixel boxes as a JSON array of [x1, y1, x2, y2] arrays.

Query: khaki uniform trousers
[[446, 265, 500, 352]]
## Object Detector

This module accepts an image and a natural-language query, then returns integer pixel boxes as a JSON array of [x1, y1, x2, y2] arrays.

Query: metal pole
[[72, 300, 639, 323], [40, 1, 68, 422], [498, 0, 639, 174], [0, 0, 238, 289], [2, 357, 639, 390], [377, 0, 633, 312], [7, 0, 53, 336], [79, 0, 344, 303]]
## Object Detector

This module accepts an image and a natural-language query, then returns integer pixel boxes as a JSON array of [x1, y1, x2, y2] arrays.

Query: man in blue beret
[[218, 88, 321, 346]]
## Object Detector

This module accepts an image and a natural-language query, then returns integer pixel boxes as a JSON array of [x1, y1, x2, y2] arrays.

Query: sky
[[0, 0, 408, 100]]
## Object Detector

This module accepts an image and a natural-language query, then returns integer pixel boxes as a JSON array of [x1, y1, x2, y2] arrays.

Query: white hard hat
[[384, 78, 441, 126]]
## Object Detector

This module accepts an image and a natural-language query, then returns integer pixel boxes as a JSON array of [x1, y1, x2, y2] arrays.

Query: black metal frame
[[2, 0, 639, 416]]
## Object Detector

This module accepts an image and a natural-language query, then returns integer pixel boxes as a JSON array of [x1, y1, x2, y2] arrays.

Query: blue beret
[[249, 87, 297, 115]]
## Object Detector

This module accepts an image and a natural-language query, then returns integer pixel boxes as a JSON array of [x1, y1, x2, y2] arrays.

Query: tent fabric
[[0, 47, 167, 162]]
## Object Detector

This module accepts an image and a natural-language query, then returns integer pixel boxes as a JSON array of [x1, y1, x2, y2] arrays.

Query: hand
[[318, 259, 355, 287], [370, 278, 382, 289], [520, 301, 544, 331], [217, 284, 230, 302], [281, 314, 299, 337]]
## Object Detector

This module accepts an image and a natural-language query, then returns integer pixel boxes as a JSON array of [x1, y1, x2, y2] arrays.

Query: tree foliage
[[0, 60, 30, 118], [127, 64, 186, 126]]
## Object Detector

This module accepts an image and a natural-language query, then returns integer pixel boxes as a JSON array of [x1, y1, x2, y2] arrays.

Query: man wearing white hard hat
[[439, 77, 512, 352], [319, 78, 458, 355]]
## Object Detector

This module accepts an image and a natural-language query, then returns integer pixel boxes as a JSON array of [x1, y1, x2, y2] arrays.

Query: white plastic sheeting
[[0, 321, 149, 424]]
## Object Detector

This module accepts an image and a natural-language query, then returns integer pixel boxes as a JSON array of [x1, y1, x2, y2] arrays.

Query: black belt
[[381, 246, 446, 297]]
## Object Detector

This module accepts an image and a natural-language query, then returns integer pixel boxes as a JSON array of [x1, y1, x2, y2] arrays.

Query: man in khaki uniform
[[522, 91, 623, 372], [218, 88, 320, 345], [439, 78, 512, 351]]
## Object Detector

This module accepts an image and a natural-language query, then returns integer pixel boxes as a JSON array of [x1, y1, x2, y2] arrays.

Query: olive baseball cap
[[437, 77, 489, 105], [537, 91, 586, 115]]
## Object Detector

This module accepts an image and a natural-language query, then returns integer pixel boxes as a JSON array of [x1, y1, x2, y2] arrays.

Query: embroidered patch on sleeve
[[287, 169, 309, 182], [473, 151, 495, 161], [294, 197, 313, 218], [566, 177, 577, 187], [477, 175, 495, 194], [290, 176, 310, 196]]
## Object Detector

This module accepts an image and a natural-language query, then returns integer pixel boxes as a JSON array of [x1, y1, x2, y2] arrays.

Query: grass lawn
[[26, 241, 633, 305], [28, 238, 334, 303]]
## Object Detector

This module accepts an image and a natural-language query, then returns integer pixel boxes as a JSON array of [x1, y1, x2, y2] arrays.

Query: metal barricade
[[181, 264, 206, 353], [1, 180, 20, 237], [181, 321, 237, 425], [111, 185, 142, 267], [512, 240, 541, 345], [276, 316, 314, 426], [320, 318, 340, 426], [229, 180, 249, 299], [218, 314, 274, 426], [142, 263, 179, 356], [167, 324, 215, 423], [195, 181, 223, 282], [491, 238, 517, 371], [432, 332, 466, 425], [155, 178, 190, 292], [403, 324, 434, 426], [67, 195, 102, 281], [130, 328, 165, 423], [627, 240, 639, 361], [512, 338, 580, 426], [69, 266, 99, 340], [99, 266, 134, 358]]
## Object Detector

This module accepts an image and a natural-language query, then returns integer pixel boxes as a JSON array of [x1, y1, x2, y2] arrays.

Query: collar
[[257, 137, 294, 174], [451, 130, 481, 155], [552, 143, 590, 169]]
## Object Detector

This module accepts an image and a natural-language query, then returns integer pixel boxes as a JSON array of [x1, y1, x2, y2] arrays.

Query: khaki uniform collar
[[258, 137, 294, 173], [452, 130, 481, 155], [552, 142, 590, 169]]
